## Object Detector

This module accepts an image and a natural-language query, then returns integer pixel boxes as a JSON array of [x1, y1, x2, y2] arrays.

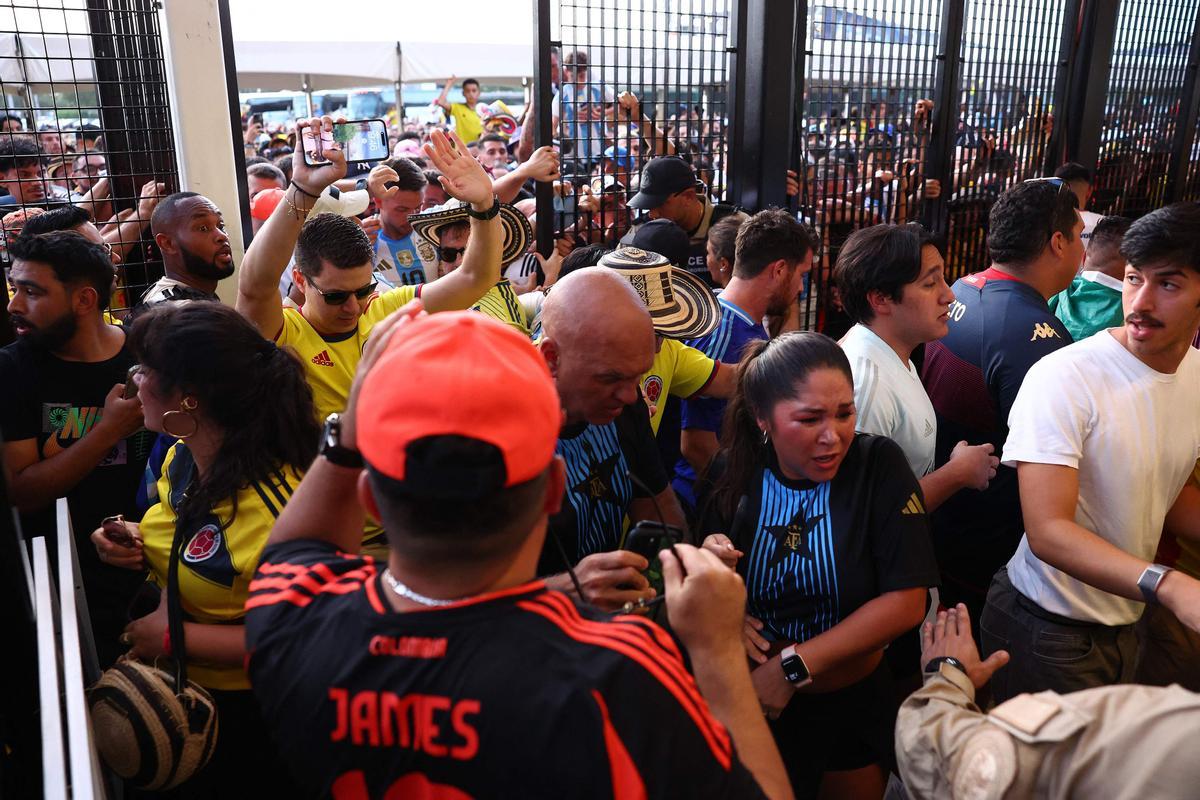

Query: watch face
[[781, 654, 809, 684]]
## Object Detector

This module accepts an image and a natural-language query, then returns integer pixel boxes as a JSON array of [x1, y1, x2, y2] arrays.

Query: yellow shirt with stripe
[[473, 279, 529, 335], [640, 338, 719, 434], [275, 285, 419, 423], [140, 442, 303, 690]]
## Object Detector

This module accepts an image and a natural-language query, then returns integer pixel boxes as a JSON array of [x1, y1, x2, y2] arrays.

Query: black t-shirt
[[0, 336, 153, 629], [700, 435, 939, 644], [540, 401, 668, 575], [245, 539, 766, 800]]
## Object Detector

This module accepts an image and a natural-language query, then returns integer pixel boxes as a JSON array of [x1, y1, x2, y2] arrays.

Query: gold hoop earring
[[161, 397, 199, 439]]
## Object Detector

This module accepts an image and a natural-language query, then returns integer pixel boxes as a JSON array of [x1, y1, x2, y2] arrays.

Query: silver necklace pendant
[[382, 569, 464, 608]]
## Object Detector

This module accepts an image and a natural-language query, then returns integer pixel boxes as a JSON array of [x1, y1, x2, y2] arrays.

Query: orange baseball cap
[[356, 312, 562, 497]]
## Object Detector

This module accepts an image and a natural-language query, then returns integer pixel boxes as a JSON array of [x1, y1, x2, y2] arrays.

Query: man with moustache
[[0, 231, 151, 667], [980, 202, 1200, 701], [141, 191, 235, 304]]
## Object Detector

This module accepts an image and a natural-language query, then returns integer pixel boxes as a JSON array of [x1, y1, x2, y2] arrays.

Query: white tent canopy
[[233, 39, 533, 91], [228, 0, 534, 90]]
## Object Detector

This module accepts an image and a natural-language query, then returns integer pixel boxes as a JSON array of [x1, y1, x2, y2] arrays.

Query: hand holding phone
[[623, 521, 684, 597], [123, 364, 140, 399], [91, 515, 144, 570], [300, 118, 388, 166]]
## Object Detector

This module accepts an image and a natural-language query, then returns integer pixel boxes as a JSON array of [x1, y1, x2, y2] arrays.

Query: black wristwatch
[[320, 413, 363, 469], [465, 196, 501, 220], [925, 656, 968, 677], [780, 645, 813, 687]]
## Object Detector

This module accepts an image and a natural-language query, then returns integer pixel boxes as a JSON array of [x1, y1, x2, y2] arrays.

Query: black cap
[[620, 218, 690, 267], [628, 156, 696, 209]]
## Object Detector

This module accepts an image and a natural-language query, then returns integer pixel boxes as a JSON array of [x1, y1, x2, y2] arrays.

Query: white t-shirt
[[1004, 331, 1200, 625], [840, 324, 936, 478]]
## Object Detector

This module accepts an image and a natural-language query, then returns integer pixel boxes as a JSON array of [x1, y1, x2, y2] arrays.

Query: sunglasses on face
[[438, 245, 466, 263], [307, 276, 377, 305]]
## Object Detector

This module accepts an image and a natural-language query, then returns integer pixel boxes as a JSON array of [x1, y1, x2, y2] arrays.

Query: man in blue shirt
[[674, 209, 818, 517], [920, 179, 1083, 622]]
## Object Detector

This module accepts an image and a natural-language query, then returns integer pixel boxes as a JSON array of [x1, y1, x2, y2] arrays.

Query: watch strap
[[466, 196, 501, 220], [1138, 564, 1174, 604], [321, 413, 364, 469], [780, 644, 813, 687], [925, 655, 967, 677]]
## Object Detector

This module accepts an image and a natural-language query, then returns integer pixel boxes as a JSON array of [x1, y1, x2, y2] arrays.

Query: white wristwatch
[[780, 645, 813, 688]]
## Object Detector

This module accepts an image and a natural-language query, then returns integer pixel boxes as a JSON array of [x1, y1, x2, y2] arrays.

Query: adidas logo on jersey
[[900, 492, 926, 516], [311, 350, 334, 367], [923, 419, 934, 438], [1030, 322, 1060, 342]]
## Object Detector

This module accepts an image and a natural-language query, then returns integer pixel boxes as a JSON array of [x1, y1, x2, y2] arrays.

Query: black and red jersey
[[920, 268, 1073, 595], [244, 539, 765, 799]]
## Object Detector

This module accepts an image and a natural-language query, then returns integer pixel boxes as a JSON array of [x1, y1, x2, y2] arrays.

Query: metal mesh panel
[[1185, 98, 1200, 202], [551, 0, 733, 248], [0, 0, 178, 315], [796, 1, 942, 336], [1094, 0, 1200, 217], [943, 0, 1066, 277]]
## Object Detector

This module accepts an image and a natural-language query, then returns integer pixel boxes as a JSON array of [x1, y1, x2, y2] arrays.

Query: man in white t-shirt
[[834, 223, 998, 510], [981, 201, 1200, 703]]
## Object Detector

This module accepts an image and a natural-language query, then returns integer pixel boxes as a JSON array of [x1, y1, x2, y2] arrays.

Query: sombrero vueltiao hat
[[409, 200, 532, 267], [599, 246, 719, 340]]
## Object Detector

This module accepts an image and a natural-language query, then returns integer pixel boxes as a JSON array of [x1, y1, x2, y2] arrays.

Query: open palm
[[423, 129, 493, 206]]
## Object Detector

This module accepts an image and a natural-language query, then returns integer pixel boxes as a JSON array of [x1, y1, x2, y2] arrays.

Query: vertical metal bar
[[726, 0, 748, 202], [1166, 6, 1200, 202], [216, 0, 251, 245], [922, 0, 965, 236], [533, 0, 554, 256]]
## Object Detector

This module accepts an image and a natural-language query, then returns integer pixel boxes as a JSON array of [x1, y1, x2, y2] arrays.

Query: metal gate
[[0, 0, 179, 315]]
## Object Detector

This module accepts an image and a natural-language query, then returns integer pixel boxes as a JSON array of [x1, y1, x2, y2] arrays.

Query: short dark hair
[[1054, 162, 1092, 184], [368, 447, 549, 564], [835, 223, 938, 324], [734, 209, 818, 279], [707, 215, 742, 268], [382, 156, 427, 192], [478, 133, 508, 148], [10, 231, 114, 309], [398, 131, 421, 142], [1120, 202, 1200, 275], [273, 153, 293, 182], [150, 191, 203, 236], [294, 213, 373, 277], [0, 136, 41, 172], [560, 244, 609, 277], [564, 50, 589, 68], [79, 124, 102, 142], [243, 155, 268, 168], [247, 162, 286, 188], [462, 78, 480, 89], [1089, 215, 1132, 254], [423, 169, 443, 190], [20, 204, 91, 236], [987, 181, 1079, 266], [2, 113, 24, 126]]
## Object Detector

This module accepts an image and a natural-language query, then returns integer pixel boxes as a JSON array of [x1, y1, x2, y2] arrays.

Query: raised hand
[[292, 115, 348, 195], [423, 129, 493, 207]]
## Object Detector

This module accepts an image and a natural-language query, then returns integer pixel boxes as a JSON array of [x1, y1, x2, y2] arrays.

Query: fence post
[[1167, 8, 1200, 203], [921, 0, 965, 237], [1059, 0, 1120, 172], [533, 0, 555, 256], [729, 0, 797, 212]]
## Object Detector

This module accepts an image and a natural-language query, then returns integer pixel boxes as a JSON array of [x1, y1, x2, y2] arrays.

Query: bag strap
[[167, 501, 191, 695]]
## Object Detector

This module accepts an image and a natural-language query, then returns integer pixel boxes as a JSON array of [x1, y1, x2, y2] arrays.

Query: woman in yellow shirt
[[92, 301, 319, 795]]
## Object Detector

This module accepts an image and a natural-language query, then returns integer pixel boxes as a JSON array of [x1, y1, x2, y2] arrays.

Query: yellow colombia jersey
[[640, 337, 719, 434], [275, 285, 419, 423], [140, 442, 304, 691], [473, 279, 529, 335]]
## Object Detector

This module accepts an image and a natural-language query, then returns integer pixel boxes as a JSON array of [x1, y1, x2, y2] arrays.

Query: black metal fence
[[0, 0, 178, 318], [535, 0, 1200, 334]]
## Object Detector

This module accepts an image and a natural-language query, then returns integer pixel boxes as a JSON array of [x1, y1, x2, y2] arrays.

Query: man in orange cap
[[244, 306, 792, 800]]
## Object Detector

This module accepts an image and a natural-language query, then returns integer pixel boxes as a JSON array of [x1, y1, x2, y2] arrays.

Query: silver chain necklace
[[382, 569, 466, 608]]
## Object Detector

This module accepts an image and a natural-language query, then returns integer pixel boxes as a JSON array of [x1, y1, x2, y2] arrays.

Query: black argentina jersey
[[709, 435, 939, 644]]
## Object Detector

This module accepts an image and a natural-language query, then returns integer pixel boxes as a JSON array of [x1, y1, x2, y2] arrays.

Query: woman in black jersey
[[699, 332, 939, 800]]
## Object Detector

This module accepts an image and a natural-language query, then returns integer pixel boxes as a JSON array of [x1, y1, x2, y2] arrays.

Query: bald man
[[538, 267, 688, 611], [142, 191, 234, 304]]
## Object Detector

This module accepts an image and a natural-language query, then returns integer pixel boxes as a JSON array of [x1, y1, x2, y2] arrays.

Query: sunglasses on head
[[438, 245, 466, 263], [307, 276, 377, 305]]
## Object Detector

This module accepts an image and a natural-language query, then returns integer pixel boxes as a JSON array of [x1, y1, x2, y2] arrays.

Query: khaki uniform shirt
[[897, 663, 1200, 799]]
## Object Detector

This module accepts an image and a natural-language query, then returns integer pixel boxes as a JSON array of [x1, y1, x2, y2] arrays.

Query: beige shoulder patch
[[952, 727, 1017, 800]]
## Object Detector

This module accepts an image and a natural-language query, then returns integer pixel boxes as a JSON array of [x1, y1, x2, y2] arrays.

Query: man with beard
[[673, 209, 815, 517], [0, 231, 151, 667], [141, 191, 234, 304]]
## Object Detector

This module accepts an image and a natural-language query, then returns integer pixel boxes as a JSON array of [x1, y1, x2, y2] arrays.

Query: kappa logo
[[183, 524, 222, 563], [1030, 322, 1060, 342], [900, 492, 926, 516], [312, 349, 335, 367]]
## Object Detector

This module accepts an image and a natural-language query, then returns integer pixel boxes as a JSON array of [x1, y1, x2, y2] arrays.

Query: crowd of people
[[3, 44, 1200, 800]]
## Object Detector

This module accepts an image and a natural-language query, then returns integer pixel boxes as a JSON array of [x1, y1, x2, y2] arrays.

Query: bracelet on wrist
[[466, 196, 501, 220], [290, 181, 322, 200]]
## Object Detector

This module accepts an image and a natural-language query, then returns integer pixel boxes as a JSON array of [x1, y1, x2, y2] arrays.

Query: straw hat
[[409, 200, 531, 267], [599, 246, 719, 340]]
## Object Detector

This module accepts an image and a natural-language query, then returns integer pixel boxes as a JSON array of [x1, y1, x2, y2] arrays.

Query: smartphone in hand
[[101, 514, 137, 549], [123, 364, 140, 399]]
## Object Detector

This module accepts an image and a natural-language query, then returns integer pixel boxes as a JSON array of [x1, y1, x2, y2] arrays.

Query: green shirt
[[1049, 271, 1124, 341]]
